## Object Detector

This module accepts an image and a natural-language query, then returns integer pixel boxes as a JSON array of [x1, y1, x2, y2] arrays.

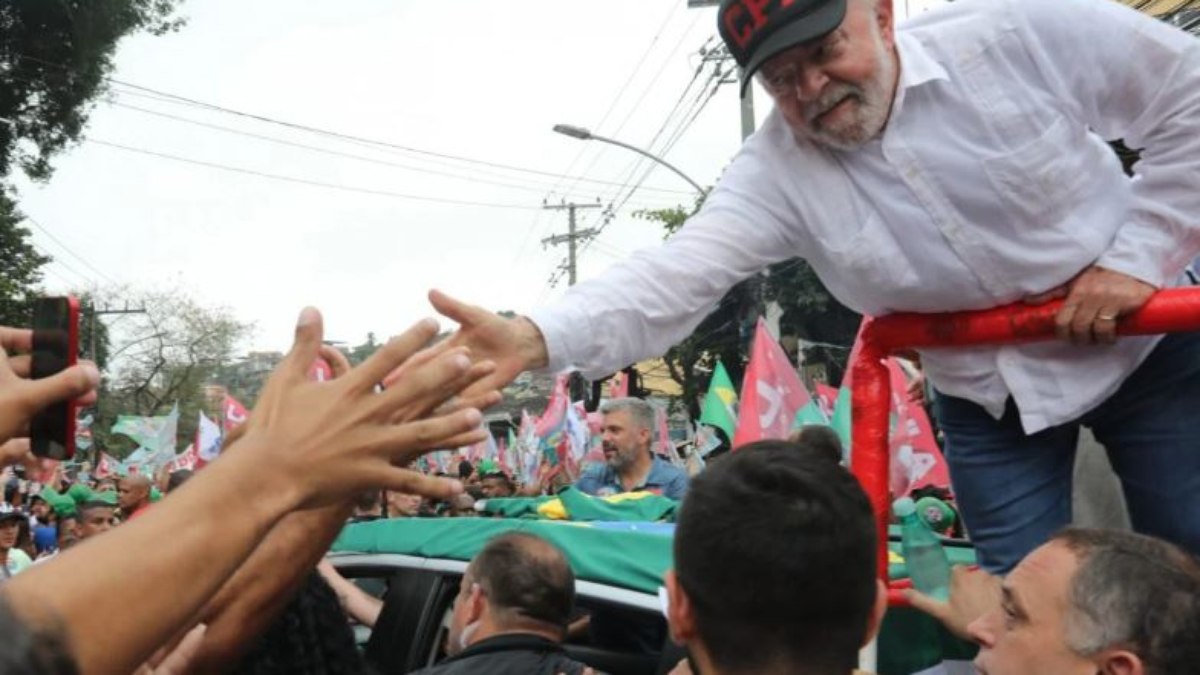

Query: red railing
[[849, 288, 1200, 603]]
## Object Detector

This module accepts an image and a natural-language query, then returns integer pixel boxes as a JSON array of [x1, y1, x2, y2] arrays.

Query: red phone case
[[63, 295, 80, 460]]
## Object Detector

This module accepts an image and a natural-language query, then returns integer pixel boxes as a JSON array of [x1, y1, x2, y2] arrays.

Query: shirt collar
[[895, 31, 949, 90]]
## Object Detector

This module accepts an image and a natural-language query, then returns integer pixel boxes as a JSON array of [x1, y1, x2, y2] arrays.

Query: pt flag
[[699, 360, 738, 440], [223, 395, 249, 432], [733, 319, 813, 447], [886, 360, 951, 494]]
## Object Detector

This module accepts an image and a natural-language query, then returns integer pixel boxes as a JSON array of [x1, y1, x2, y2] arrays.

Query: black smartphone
[[30, 296, 81, 460]]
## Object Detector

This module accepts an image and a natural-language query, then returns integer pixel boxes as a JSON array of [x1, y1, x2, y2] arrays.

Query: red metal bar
[[849, 288, 1200, 605], [850, 337, 891, 582]]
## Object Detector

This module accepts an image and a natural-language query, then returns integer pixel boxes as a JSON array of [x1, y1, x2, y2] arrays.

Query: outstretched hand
[[231, 308, 500, 507], [429, 290, 548, 401], [904, 566, 1001, 640]]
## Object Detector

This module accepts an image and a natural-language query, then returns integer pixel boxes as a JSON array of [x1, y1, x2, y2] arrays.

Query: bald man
[[116, 475, 152, 521]]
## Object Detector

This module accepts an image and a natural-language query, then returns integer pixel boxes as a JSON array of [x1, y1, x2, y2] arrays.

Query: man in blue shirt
[[575, 398, 688, 502]]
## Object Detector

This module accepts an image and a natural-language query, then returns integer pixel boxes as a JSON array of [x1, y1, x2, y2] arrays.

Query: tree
[[348, 333, 381, 365], [0, 191, 50, 326], [0, 0, 185, 181], [93, 288, 250, 457], [634, 203, 860, 420]]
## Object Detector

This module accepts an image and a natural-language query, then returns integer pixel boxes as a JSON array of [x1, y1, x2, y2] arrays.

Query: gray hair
[[600, 397, 655, 433], [1053, 528, 1200, 674]]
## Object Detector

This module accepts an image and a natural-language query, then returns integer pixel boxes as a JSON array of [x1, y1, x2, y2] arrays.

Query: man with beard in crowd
[[576, 398, 688, 501]]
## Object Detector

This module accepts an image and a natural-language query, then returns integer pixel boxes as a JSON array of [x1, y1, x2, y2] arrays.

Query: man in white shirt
[[432, 0, 1200, 573]]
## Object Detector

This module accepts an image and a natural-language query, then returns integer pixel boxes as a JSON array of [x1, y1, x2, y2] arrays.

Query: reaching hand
[[0, 326, 100, 452], [429, 290, 548, 400], [1027, 266, 1155, 345], [904, 565, 1001, 640], [230, 308, 500, 507]]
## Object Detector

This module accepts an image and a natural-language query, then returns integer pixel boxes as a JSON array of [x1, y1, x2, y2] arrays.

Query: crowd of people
[[5, 0, 1200, 672], [1, 309, 1198, 675]]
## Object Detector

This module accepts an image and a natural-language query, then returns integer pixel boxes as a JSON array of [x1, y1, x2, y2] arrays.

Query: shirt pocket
[[810, 212, 919, 310], [981, 116, 1092, 229]]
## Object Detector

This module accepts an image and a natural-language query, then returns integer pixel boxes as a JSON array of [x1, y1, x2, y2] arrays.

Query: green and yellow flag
[[699, 361, 738, 440]]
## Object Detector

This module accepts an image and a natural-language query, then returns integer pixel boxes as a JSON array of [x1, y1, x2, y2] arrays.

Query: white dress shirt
[[530, 0, 1200, 433]]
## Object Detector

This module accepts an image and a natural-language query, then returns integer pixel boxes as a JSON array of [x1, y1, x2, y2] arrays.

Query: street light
[[552, 124, 707, 197]]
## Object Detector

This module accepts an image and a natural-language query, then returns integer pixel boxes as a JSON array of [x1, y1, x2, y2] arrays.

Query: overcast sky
[[17, 0, 947, 353]]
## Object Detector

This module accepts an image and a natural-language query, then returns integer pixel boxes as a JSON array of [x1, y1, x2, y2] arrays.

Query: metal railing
[[848, 287, 1200, 597]]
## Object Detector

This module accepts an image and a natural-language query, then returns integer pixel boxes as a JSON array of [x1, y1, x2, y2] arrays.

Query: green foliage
[[0, 191, 50, 326], [0, 0, 185, 181], [92, 288, 250, 455]]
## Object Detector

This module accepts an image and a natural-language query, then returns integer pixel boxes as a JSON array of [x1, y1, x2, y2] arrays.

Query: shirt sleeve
[[1013, 0, 1200, 287], [529, 139, 806, 378], [663, 470, 690, 502]]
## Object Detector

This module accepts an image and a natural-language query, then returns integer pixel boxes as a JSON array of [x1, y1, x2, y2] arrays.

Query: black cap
[[718, 0, 848, 96]]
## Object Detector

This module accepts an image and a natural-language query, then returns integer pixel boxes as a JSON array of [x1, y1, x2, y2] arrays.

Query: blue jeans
[[933, 332, 1200, 573]]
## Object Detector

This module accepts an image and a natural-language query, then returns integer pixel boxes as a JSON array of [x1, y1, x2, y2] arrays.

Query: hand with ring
[[1027, 266, 1155, 345]]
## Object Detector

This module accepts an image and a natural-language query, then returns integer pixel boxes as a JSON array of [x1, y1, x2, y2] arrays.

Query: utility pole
[[542, 202, 602, 286], [690, 0, 755, 140], [84, 303, 148, 363], [81, 302, 147, 466], [739, 70, 756, 140]]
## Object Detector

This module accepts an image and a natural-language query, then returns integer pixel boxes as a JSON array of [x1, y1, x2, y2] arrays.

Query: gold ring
[[1096, 314, 1118, 321]]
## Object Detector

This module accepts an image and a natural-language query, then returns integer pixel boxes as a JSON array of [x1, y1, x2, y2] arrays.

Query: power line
[[548, 5, 691, 201], [12, 53, 698, 196], [548, 63, 722, 287], [88, 138, 551, 211], [107, 102, 679, 208], [23, 215, 120, 286], [517, 2, 683, 269], [544, 40, 719, 287], [106, 79, 697, 194]]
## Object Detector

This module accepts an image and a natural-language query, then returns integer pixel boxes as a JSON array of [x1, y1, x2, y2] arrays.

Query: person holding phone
[[0, 308, 500, 675], [0, 316, 99, 470]]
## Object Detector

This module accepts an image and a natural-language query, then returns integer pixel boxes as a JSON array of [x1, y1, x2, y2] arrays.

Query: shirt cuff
[[1095, 221, 1189, 289], [527, 302, 588, 374]]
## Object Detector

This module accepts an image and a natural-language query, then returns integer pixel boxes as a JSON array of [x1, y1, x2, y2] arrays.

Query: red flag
[[815, 383, 839, 419], [535, 374, 570, 440], [169, 444, 200, 472], [223, 395, 249, 432], [733, 319, 813, 447], [95, 453, 120, 479], [885, 360, 951, 494]]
